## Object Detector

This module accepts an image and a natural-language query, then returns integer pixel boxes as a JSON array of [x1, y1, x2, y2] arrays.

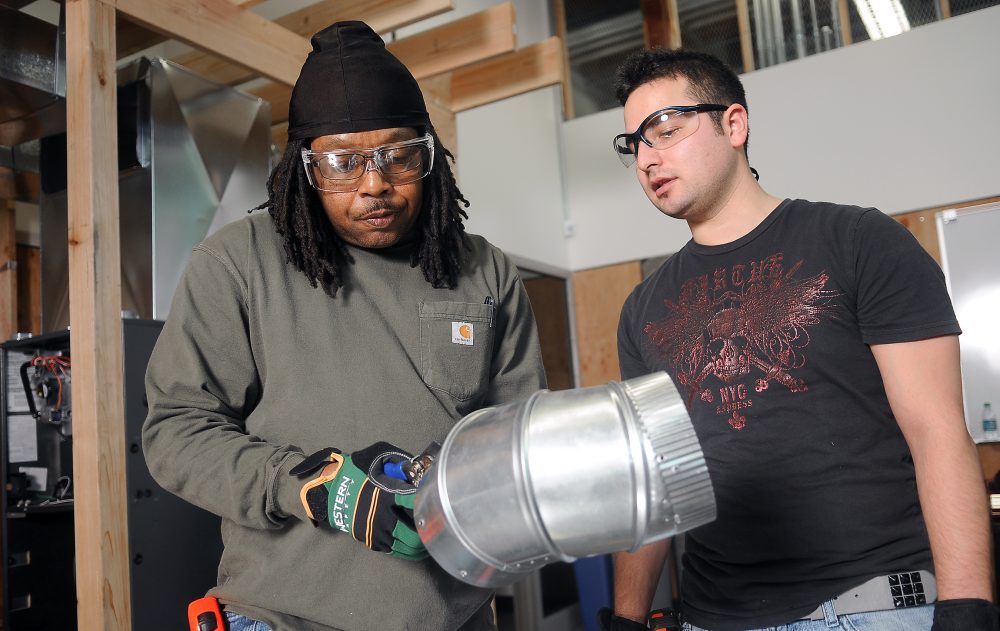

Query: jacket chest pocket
[[419, 300, 495, 401]]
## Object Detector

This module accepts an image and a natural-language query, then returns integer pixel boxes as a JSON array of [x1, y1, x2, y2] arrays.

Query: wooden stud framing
[[0, 201, 16, 341], [571, 262, 644, 387], [16, 245, 41, 336], [837, 0, 853, 46], [249, 3, 518, 126], [388, 3, 516, 79], [450, 37, 564, 113], [172, 0, 453, 87], [66, 1, 132, 628], [642, 0, 682, 49], [114, 0, 272, 58], [0, 167, 40, 204], [551, 0, 574, 118], [735, 0, 755, 73], [104, 0, 311, 85]]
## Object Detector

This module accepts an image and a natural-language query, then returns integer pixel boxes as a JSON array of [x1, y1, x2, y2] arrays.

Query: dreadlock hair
[[615, 48, 751, 162], [256, 127, 470, 298]]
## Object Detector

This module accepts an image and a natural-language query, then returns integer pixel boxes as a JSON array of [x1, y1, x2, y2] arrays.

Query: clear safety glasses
[[301, 134, 435, 193], [612, 104, 729, 167]]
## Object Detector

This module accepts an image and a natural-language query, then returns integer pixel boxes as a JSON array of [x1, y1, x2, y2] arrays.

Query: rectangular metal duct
[[39, 58, 271, 331], [0, 4, 66, 147]]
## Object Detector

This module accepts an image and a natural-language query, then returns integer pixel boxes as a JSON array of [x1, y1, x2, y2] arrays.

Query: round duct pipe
[[415, 372, 716, 588]]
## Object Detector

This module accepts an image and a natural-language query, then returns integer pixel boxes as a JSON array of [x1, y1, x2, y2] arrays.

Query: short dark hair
[[615, 48, 750, 159], [256, 127, 470, 297]]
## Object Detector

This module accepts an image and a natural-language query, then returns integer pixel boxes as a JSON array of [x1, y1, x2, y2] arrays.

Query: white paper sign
[[8, 414, 38, 463]]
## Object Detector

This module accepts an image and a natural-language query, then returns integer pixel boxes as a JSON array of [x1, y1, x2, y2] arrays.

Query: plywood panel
[[66, 1, 132, 627], [524, 276, 573, 391], [572, 262, 643, 387]]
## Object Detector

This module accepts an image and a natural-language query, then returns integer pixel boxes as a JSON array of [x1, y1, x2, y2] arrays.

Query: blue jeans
[[225, 612, 274, 631], [682, 600, 935, 631]]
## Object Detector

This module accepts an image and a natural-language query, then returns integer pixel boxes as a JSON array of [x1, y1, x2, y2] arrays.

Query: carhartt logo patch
[[452, 322, 474, 345]]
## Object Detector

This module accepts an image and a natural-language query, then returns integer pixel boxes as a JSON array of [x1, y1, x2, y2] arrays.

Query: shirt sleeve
[[142, 245, 306, 530], [853, 209, 961, 345], [483, 256, 548, 407], [618, 291, 649, 381]]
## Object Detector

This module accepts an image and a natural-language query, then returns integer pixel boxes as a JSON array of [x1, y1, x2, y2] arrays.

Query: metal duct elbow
[[414, 372, 716, 588]]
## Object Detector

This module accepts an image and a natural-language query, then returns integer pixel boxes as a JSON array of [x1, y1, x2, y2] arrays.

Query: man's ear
[[725, 104, 749, 150]]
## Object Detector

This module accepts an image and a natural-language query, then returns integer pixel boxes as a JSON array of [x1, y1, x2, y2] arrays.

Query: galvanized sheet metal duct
[[415, 372, 716, 588]]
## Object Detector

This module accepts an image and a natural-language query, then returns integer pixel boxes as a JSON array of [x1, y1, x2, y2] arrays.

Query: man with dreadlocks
[[143, 21, 545, 631]]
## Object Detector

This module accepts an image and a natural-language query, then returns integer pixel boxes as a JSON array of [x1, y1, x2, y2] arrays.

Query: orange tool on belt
[[188, 596, 224, 631]]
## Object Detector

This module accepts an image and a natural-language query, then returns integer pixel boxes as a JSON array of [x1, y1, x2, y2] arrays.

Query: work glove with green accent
[[289, 441, 427, 561]]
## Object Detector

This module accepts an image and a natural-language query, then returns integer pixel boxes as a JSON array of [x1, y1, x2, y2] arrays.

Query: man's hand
[[291, 441, 427, 561]]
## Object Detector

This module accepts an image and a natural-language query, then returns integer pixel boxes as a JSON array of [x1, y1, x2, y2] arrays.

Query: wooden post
[[837, 0, 853, 46], [552, 0, 575, 119], [65, 0, 132, 628], [0, 201, 16, 341], [735, 0, 755, 73], [938, 0, 952, 19], [642, 0, 682, 49]]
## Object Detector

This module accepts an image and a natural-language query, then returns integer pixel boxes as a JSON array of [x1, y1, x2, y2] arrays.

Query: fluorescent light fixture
[[852, 0, 911, 39]]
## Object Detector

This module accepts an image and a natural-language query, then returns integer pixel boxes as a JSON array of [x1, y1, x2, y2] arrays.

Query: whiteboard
[[937, 202, 1000, 443]]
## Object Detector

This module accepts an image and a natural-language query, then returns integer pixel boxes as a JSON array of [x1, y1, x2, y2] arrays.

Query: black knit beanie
[[287, 21, 431, 141]]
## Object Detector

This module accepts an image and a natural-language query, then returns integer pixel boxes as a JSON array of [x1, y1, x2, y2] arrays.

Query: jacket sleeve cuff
[[266, 450, 308, 525]]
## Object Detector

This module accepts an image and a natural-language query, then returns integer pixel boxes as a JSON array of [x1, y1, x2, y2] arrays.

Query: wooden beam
[[735, 0, 754, 73], [837, 0, 853, 46], [16, 245, 41, 336], [103, 0, 311, 85], [115, 0, 271, 59], [0, 167, 41, 204], [173, 0, 453, 87], [0, 201, 16, 341], [65, 1, 132, 628], [552, 0, 574, 118], [249, 4, 518, 126], [419, 74, 457, 168], [390, 2, 516, 79], [642, 0, 682, 49], [450, 37, 564, 113]]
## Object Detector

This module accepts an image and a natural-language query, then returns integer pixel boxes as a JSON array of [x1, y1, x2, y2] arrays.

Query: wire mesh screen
[[563, 0, 645, 117], [678, 0, 745, 73], [949, 0, 999, 16]]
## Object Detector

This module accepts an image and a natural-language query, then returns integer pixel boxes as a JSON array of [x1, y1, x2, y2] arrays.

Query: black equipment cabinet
[[1, 319, 223, 630]]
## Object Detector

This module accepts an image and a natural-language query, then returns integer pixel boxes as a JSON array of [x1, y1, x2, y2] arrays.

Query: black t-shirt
[[618, 199, 961, 630]]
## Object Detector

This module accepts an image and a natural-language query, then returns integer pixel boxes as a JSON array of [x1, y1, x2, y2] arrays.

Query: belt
[[801, 571, 937, 620]]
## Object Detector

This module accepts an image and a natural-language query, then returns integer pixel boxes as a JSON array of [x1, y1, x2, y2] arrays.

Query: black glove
[[597, 607, 649, 631], [931, 598, 1000, 631]]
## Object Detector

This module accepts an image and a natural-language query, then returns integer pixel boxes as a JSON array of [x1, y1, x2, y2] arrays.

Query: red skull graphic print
[[644, 253, 839, 430]]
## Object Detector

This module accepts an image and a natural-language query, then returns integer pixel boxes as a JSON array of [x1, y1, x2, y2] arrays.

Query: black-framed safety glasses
[[301, 134, 435, 193], [612, 104, 729, 167]]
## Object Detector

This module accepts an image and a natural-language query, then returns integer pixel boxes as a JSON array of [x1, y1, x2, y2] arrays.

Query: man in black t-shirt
[[601, 48, 997, 631]]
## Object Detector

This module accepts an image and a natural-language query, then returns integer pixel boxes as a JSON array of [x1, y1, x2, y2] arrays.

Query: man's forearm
[[613, 540, 671, 622], [911, 429, 994, 601]]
